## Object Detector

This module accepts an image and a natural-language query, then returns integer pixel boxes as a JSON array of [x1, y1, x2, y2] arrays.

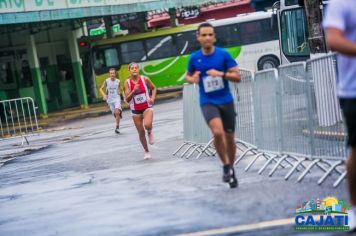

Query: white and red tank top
[[127, 76, 152, 111]]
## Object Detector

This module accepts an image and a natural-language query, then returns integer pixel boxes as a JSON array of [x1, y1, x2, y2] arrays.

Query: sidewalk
[[38, 91, 182, 129]]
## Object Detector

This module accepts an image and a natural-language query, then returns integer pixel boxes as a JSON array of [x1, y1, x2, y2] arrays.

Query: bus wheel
[[257, 56, 280, 71]]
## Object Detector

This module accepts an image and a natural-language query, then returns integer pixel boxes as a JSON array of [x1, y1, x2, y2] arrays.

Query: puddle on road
[[45, 126, 83, 132], [0, 145, 53, 168]]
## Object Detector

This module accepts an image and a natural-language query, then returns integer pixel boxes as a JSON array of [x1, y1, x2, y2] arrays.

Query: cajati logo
[[294, 197, 350, 231]]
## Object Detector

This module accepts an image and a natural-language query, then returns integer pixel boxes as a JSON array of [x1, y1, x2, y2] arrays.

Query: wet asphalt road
[[0, 97, 351, 236]]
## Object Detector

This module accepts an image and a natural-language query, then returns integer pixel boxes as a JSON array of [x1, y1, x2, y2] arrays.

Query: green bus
[[90, 11, 279, 98]]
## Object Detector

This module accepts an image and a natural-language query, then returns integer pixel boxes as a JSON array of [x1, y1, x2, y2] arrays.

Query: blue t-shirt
[[323, 0, 356, 98], [187, 47, 237, 106]]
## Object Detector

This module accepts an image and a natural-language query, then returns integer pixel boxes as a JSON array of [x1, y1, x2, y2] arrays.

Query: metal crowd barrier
[[241, 69, 299, 175], [271, 62, 313, 180], [235, 54, 346, 187], [172, 84, 214, 159], [304, 54, 346, 187], [0, 97, 39, 145], [236, 69, 286, 173]]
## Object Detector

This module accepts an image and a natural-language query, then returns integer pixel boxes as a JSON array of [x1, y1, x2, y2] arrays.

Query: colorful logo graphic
[[294, 197, 350, 231]]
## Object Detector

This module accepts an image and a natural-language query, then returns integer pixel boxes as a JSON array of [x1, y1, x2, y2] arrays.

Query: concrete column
[[169, 8, 177, 27], [26, 34, 48, 117], [68, 30, 88, 109], [104, 16, 113, 39]]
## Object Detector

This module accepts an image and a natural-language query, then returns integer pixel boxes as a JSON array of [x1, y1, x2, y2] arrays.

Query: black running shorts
[[339, 98, 356, 147], [201, 102, 236, 133], [131, 107, 152, 115]]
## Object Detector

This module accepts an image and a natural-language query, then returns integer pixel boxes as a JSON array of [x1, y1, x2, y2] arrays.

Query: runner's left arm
[[206, 67, 241, 83], [145, 77, 157, 104], [223, 66, 241, 82]]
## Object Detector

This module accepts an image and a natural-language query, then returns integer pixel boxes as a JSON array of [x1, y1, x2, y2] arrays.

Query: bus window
[[120, 41, 146, 64], [176, 31, 199, 55], [215, 24, 240, 47], [104, 48, 119, 67], [285, 0, 299, 6], [238, 19, 278, 45], [280, 8, 310, 57], [93, 47, 120, 72], [145, 36, 176, 60], [93, 49, 105, 70]]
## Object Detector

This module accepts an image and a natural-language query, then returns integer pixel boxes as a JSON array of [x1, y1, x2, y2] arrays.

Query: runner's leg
[[143, 108, 154, 145], [132, 114, 149, 153], [225, 132, 236, 167], [220, 102, 238, 187], [108, 102, 118, 133], [115, 109, 121, 125], [208, 118, 229, 166]]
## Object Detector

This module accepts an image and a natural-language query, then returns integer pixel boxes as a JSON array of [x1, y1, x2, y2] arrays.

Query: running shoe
[[144, 151, 152, 160], [115, 126, 120, 134], [222, 165, 232, 183], [229, 168, 238, 188], [148, 131, 155, 145]]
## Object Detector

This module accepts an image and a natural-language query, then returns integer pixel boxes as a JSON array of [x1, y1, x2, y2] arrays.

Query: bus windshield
[[280, 8, 310, 58]]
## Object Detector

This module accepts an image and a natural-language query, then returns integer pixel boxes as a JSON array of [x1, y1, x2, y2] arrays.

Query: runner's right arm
[[186, 71, 200, 84], [99, 81, 107, 101], [186, 54, 200, 84], [124, 80, 140, 103]]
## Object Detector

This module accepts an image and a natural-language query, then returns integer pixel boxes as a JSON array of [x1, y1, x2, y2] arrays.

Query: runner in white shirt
[[100, 68, 123, 134]]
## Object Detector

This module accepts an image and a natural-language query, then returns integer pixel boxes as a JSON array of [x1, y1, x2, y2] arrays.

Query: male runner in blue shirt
[[186, 22, 241, 188], [324, 0, 356, 231]]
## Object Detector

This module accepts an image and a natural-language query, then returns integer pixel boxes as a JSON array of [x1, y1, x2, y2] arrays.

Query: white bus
[[211, 11, 281, 71]]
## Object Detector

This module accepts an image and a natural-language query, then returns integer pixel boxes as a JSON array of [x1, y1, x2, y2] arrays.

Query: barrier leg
[[333, 171, 347, 188], [173, 142, 188, 156], [234, 147, 257, 165], [317, 161, 343, 175], [285, 158, 307, 180], [196, 139, 214, 159], [268, 155, 289, 176], [244, 153, 266, 172], [180, 143, 196, 158], [236, 140, 249, 150], [187, 145, 201, 159], [204, 147, 215, 156], [317, 160, 344, 185], [258, 154, 279, 174], [208, 148, 217, 157], [21, 136, 30, 146], [297, 159, 321, 182]]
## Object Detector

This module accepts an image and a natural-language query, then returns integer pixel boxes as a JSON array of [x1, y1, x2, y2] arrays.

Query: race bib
[[108, 89, 116, 95], [203, 76, 224, 93], [134, 93, 147, 104]]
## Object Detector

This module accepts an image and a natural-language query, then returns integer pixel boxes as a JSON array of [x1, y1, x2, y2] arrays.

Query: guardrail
[[0, 97, 39, 145]]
